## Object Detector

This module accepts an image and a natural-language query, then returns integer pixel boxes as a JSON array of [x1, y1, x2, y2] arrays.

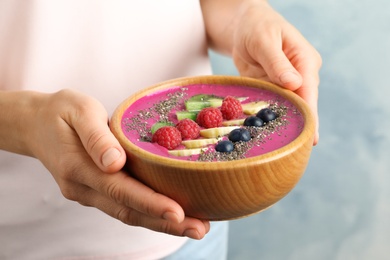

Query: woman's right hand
[[0, 89, 210, 239]]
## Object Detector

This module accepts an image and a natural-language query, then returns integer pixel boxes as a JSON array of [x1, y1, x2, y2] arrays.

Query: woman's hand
[[0, 89, 209, 239], [201, 0, 322, 145], [231, 2, 322, 144]]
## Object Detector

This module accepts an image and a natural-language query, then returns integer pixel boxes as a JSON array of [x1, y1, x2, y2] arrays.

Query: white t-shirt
[[0, 1, 212, 259]]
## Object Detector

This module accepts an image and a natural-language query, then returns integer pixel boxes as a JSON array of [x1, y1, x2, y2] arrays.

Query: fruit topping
[[199, 126, 240, 138], [185, 94, 223, 111], [215, 140, 234, 153], [222, 118, 246, 126], [243, 116, 264, 127], [242, 101, 269, 115], [176, 111, 198, 121], [151, 121, 174, 134], [168, 148, 206, 156], [182, 138, 219, 148], [152, 126, 182, 150], [176, 118, 200, 140], [196, 107, 223, 128], [228, 128, 251, 143], [220, 96, 243, 120], [256, 108, 278, 122]]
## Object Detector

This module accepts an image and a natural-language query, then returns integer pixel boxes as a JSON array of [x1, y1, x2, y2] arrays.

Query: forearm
[[0, 90, 43, 156], [200, 0, 269, 55]]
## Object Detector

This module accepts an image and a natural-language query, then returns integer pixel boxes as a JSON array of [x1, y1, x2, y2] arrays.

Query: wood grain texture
[[110, 75, 315, 220]]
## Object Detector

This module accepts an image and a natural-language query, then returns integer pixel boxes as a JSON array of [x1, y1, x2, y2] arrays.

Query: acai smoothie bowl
[[110, 75, 315, 220]]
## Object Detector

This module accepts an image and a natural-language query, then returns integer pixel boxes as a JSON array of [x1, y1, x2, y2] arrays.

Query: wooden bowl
[[110, 75, 315, 220]]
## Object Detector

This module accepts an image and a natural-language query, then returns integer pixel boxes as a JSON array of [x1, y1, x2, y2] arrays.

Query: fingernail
[[163, 211, 180, 223], [183, 229, 201, 240], [279, 71, 300, 84], [102, 147, 121, 167]]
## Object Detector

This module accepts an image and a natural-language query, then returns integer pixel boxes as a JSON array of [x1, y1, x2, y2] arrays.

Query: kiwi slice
[[185, 94, 223, 111], [151, 121, 174, 134], [176, 111, 198, 121]]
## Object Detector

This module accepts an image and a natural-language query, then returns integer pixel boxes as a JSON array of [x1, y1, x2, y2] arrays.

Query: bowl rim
[[110, 75, 315, 170]]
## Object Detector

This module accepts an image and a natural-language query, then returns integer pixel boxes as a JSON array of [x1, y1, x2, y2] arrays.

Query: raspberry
[[152, 126, 182, 150], [220, 96, 243, 120], [176, 118, 200, 140], [196, 107, 223, 128]]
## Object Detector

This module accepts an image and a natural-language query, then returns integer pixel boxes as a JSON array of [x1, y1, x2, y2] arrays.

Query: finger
[[236, 18, 309, 91], [294, 71, 320, 145], [251, 40, 303, 91], [71, 98, 127, 173], [294, 46, 321, 145], [79, 186, 210, 239], [233, 51, 269, 80], [73, 167, 187, 224]]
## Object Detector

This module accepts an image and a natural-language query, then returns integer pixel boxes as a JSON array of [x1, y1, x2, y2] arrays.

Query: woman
[[0, 0, 321, 259]]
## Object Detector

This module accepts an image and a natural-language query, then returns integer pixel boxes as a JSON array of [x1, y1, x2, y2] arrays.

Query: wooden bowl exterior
[[110, 76, 315, 220]]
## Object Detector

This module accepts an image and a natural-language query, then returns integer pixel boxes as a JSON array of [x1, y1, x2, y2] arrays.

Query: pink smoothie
[[121, 84, 304, 161]]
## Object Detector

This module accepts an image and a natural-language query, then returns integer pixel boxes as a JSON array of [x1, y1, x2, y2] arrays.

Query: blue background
[[210, 1, 390, 259]]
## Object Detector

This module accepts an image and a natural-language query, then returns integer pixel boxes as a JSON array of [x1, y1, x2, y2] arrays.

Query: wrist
[[201, 0, 272, 55], [0, 90, 46, 156]]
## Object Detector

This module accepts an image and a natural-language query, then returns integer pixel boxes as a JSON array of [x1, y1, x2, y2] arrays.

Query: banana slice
[[168, 148, 206, 156], [222, 118, 245, 126], [182, 138, 218, 148], [242, 101, 269, 115], [200, 126, 240, 138]]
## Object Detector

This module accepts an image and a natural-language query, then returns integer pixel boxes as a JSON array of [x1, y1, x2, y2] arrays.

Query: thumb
[[71, 99, 126, 173]]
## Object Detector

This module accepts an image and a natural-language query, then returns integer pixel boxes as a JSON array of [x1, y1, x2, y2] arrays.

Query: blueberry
[[215, 140, 234, 153], [256, 108, 277, 122], [244, 116, 264, 127], [228, 128, 251, 142]]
